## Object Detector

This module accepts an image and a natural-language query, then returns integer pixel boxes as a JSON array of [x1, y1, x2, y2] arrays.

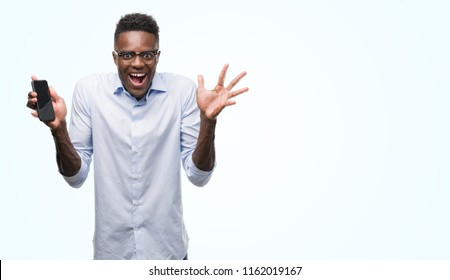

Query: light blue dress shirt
[[63, 72, 214, 259]]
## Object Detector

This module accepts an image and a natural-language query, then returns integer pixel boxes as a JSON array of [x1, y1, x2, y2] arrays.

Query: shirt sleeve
[[62, 79, 93, 188], [180, 80, 215, 187]]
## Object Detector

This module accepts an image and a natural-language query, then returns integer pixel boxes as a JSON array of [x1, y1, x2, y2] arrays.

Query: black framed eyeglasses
[[113, 50, 160, 63]]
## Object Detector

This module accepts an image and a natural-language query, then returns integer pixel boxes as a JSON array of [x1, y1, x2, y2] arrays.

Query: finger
[[26, 97, 38, 108], [28, 90, 37, 98], [226, 71, 247, 91], [26, 93, 38, 109], [226, 100, 237, 107], [48, 86, 60, 101], [217, 64, 229, 87], [197, 74, 205, 91], [229, 87, 249, 98], [28, 76, 39, 109], [31, 111, 39, 118]]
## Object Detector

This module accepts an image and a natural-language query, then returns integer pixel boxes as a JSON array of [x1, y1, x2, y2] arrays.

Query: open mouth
[[129, 73, 147, 87]]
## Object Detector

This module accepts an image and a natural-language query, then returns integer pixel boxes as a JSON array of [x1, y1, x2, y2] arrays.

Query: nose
[[131, 55, 145, 67]]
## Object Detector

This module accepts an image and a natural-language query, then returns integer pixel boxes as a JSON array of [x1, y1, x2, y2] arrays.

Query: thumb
[[48, 86, 60, 100]]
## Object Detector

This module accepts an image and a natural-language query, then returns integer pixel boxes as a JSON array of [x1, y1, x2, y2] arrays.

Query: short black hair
[[114, 13, 159, 44]]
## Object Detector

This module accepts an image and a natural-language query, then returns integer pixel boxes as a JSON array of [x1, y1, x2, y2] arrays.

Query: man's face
[[113, 31, 159, 99]]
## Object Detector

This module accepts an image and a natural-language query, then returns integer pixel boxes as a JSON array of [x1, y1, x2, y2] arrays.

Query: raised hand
[[197, 64, 249, 120], [27, 75, 68, 130]]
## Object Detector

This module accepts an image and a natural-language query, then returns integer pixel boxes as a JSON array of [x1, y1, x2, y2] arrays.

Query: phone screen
[[33, 80, 51, 108], [32, 80, 55, 122]]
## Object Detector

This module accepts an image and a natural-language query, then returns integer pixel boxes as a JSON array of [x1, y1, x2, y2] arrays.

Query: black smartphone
[[31, 80, 55, 122]]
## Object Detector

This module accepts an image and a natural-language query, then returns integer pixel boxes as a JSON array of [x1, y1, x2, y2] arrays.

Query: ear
[[156, 50, 161, 63], [112, 51, 118, 66]]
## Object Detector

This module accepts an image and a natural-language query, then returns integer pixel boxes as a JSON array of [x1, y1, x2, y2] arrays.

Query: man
[[26, 13, 248, 260]]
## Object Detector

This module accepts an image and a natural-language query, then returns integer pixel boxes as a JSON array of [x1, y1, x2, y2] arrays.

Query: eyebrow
[[116, 49, 158, 53]]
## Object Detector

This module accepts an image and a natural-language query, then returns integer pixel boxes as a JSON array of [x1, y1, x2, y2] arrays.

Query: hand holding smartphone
[[31, 80, 55, 122]]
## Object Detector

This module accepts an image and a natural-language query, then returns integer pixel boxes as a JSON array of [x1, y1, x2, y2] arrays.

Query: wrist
[[200, 112, 217, 124], [50, 120, 68, 136]]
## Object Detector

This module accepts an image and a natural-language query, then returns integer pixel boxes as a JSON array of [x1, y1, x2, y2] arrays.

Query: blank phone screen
[[33, 80, 51, 108]]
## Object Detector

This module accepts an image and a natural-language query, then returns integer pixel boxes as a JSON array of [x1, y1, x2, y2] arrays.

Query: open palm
[[197, 64, 248, 119]]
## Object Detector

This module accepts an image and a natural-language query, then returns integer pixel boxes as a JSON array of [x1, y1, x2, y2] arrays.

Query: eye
[[121, 52, 134, 60], [141, 52, 155, 60]]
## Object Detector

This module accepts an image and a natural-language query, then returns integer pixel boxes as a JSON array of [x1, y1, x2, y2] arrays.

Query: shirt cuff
[[62, 160, 89, 188], [186, 155, 215, 187]]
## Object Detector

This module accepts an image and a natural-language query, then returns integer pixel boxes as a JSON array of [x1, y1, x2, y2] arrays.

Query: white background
[[1, 0, 449, 259]]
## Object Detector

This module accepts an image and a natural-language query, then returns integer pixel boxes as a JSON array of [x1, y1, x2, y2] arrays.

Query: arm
[[191, 114, 216, 171], [50, 121, 81, 176], [27, 76, 81, 176], [193, 64, 249, 171]]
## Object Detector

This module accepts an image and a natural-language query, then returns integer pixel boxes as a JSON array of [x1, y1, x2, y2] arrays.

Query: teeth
[[130, 73, 146, 77]]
